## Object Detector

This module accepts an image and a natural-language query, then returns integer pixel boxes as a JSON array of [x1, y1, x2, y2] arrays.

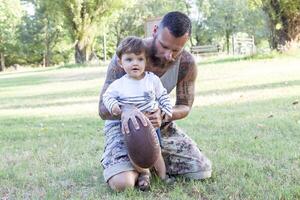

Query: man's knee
[[108, 178, 135, 192], [108, 171, 138, 192], [186, 158, 212, 180]]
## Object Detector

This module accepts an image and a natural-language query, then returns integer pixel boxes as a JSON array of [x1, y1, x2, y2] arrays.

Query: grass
[[0, 52, 300, 199], [199, 48, 300, 66]]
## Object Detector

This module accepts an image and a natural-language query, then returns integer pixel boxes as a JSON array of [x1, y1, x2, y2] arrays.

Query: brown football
[[125, 117, 160, 168]]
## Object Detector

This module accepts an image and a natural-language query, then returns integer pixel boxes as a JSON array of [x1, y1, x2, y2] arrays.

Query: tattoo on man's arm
[[176, 80, 195, 106]]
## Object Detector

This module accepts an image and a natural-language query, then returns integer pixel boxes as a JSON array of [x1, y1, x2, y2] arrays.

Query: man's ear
[[152, 24, 158, 37]]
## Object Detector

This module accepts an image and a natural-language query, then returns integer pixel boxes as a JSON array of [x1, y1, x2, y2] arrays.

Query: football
[[125, 117, 160, 168]]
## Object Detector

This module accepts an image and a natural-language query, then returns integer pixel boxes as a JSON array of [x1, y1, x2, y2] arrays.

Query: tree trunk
[[225, 30, 230, 54], [270, 0, 289, 48], [44, 17, 51, 67], [0, 52, 5, 72], [44, 44, 50, 67], [75, 42, 87, 64], [288, 16, 300, 42], [75, 37, 95, 64], [264, 0, 300, 50], [267, 18, 277, 49]]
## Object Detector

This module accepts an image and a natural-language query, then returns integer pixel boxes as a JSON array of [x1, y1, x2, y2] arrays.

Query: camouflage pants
[[101, 121, 212, 182]]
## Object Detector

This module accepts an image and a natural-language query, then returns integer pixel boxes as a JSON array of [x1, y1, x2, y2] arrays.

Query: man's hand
[[144, 109, 162, 129], [161, 111, 172, 123], [121, 105, 148, 134], [111, 104, 122, 116]]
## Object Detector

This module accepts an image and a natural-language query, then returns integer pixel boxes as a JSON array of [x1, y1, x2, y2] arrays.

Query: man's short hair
[[160, 11, 192, 37], [116, 36, 146, 59]]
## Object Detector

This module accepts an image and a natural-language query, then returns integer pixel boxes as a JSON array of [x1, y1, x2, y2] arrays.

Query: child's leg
[[154, 153, 166, 180], [129, 156, 150, 175], [154, 129, 166, 179], [129, 157, 151, 190]]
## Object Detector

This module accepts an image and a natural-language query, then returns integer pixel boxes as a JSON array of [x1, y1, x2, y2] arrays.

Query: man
[[99, 11, 212, 191]]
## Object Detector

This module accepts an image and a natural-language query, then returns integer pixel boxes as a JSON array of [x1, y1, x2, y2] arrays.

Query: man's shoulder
[[177, 50, 197, 82], [179, 49, 196, 65], [105, 54, 126, 83]]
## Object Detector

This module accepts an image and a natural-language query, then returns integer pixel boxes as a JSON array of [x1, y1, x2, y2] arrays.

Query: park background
[[0, 0, 300, 199]]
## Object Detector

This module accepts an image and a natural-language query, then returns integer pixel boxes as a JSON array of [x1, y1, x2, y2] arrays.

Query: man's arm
[[98, 55, 125, 120], [145, 51, 197, 126], [173, 51, 197, 120]]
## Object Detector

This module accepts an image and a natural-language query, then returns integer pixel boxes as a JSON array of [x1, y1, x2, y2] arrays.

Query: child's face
[[120, 52, 146, 80]]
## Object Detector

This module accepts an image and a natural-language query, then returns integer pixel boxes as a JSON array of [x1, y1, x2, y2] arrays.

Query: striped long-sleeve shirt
[[103, 72, 172, 118]]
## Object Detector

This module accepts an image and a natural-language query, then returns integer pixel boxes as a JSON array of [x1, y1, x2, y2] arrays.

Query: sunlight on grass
[[194, 85, 300, 107], [1, 57, 300, 199], [1, 57, 299, 117], [0, 67, 106, 117], [193, 57, 300, 107]]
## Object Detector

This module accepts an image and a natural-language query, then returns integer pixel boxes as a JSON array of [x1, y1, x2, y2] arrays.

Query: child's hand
[[111, 104, 121, 116]]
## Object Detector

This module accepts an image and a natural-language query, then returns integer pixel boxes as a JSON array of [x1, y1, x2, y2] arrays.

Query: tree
[[105, 0, 188, 52], [0, 0, 22, 71], [194, 0, 269, 53], [17, 0, 69, 66], [195, 0, 248, 52], [249, 0, 300, 50], [52, 0, 125, 64], [36, 0, 65, 67]]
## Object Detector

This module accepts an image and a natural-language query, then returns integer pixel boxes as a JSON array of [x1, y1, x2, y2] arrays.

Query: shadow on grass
[[0, 99, 97, 110], [0, 88, 98, 106], [0, 76, 51, 88], [0, 70, 104, 88], [0, 67, 58, 77], [57, 63, 106, 69], [197, 79, 300, 96], [0, 116, 104, 141], [199, 49, 300, 66], [200, 56, 252, 65], [199, 54, 276, 66], [57, 63, 89, 69]]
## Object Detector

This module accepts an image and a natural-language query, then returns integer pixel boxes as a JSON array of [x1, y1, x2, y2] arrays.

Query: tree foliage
[[103, 0, 189, 58], [14, 0, 73, 67], [1, 0, 299, 68], [194, 0, 268, 53], [0, 0, 22, 70], [249, 0, 300, 49], [52, 0, 125, 64]]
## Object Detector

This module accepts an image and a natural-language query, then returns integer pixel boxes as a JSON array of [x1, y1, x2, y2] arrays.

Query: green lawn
[[1, 54, 300, 199]]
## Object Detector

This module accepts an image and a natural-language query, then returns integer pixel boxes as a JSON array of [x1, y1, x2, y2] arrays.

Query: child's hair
[[116, 36, 147, 59]]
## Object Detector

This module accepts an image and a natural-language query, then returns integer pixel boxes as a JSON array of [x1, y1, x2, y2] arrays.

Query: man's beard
[[150, 37, 166, 67]]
